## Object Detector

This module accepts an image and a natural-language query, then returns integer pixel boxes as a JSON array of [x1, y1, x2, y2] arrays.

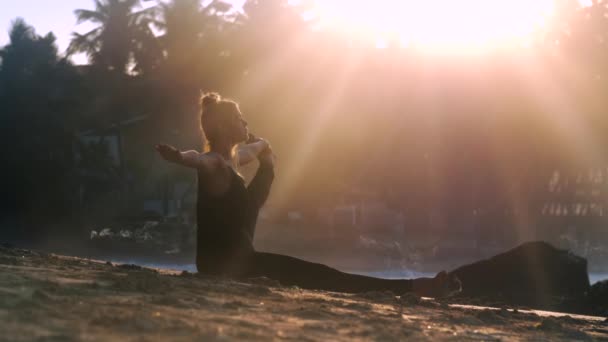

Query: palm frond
[[74, 9, 106, 25], [94, 0, 108, 15], [133, 6, 159, 20], [131, 6, 159, 27], [67, 28, 102, 57]]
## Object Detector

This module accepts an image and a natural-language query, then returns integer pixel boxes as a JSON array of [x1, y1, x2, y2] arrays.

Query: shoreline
[[36, 250, 608, 286]]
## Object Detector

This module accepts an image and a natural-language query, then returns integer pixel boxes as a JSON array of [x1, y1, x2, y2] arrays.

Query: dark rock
[[589, 280, 608, 316], [450, 242, 589, 308]]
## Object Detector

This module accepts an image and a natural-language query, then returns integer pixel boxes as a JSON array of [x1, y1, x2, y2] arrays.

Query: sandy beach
[[0, 245, 606, 341]]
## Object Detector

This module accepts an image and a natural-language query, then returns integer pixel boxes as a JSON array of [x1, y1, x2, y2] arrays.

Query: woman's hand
[[247, 134, 275, 164], [155, 143, 182, 164], [258, 142, 276, 167], [246, 134, 270, 151], [238, 134, 271, 166]]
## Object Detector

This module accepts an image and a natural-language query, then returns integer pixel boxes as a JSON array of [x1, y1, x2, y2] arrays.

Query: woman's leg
[[241, 251, 413, 294]]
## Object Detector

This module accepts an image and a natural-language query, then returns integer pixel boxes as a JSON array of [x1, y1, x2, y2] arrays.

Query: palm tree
[[67, 0, 158, 74], [152, 0, 233, 83]]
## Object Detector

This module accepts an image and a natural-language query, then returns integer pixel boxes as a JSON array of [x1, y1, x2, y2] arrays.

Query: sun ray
[[487, 51, 607, 244], [270, 44, 368, 207], [235, 28, 314, 103], [309, 0, 564, 53]]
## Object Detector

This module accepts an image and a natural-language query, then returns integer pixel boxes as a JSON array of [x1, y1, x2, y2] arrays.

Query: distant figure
[[156, 92, 459, 297]]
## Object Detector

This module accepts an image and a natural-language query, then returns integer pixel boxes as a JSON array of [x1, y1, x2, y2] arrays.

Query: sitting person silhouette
[[156, 92, 459, 297]]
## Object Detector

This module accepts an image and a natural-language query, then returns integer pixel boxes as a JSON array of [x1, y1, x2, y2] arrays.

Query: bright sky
[[0, 0, 245, 64], [0, 0, 593, 60], [311, 0, 581, 52], [0, 1, 96, 58]]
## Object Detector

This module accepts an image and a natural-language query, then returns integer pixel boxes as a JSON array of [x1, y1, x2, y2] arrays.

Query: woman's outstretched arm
[[155, 144, 219, 170]]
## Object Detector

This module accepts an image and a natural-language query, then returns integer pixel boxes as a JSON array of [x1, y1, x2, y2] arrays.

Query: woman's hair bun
[[201, 92, 221, 109]]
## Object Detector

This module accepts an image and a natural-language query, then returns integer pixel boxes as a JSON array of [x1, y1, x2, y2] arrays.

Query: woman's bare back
[[196, 152, 236, 197]]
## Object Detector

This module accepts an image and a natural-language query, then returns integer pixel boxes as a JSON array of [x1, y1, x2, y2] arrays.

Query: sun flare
[[309, 0, 564, 52]]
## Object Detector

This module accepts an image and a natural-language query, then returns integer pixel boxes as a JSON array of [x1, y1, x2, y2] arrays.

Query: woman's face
[[231, 111, 249, 143]]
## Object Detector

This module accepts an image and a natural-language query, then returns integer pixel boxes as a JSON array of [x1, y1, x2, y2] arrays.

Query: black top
[[196, 159, 274, 262]]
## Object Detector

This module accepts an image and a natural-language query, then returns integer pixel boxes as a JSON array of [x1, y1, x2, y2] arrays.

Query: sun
[[309, 0, 561, 52]]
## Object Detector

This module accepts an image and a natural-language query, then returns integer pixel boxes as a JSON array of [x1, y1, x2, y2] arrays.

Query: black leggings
[[198, 251, 413, 294]]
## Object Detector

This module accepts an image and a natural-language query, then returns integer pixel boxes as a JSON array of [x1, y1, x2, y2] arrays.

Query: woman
[[156, 92, 459, 297]]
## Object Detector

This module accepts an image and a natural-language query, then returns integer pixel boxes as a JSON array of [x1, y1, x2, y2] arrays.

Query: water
[[107, 259, 197, 273], [110, 260, 435, 279], [352, 269, 436, 279], [109, 258, 608, 284], [363, 271, 608, 284], [589, 273, 608, 285], [360, 271, 608, 285]]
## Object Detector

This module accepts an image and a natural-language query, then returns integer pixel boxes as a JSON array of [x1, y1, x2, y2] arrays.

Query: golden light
[[309, 0, 563, 52]]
